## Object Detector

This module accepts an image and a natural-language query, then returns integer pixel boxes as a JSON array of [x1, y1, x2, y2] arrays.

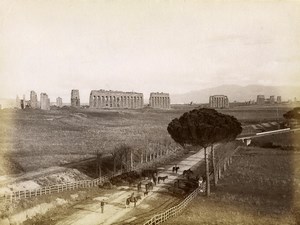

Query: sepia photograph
[[0, 1, 300, 224]]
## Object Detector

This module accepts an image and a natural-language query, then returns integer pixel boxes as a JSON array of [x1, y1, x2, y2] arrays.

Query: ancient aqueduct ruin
[[89, 90, 170, 109]]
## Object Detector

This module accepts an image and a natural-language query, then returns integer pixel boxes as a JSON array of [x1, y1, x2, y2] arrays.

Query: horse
[[158, 176, 168, 183], [172, 166, 176, 173], [174, 166, 180, 173], [147, 181, 154, 190], [125, 193, 139, 208]]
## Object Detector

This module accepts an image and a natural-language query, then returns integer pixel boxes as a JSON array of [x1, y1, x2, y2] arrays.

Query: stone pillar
[[71, 89, 80, 108], [101, 96, 104, 107], [158, 97, 161, 108]]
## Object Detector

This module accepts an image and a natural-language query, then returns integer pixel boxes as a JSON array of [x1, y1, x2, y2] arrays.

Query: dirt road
[[55, 149, 205, 225]]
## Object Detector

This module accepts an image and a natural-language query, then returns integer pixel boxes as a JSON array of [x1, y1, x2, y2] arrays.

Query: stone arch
[[97, 96, 100, 107], [101, 96, 105, 107], [105, 96, 108, 107]]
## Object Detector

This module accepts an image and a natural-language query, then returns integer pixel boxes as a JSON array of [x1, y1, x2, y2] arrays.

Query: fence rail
[[1, 171, 124, 204], [143, 186, 203, 225], [142, 145, 242, 225]]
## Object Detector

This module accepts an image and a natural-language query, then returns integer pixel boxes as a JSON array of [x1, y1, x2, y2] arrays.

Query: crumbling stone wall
[[71, 90, 80, 108], [30, 91, 38, 109], [56, 97, 62, 107], [40, 93, 50, 110]]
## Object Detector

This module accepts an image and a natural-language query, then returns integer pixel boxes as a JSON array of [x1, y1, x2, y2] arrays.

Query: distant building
[[30, 91, 38, 108], [256, 95, 265, 105], [56, 97, 62, 107], [209, 95, 229, 108], [276, 96, 281, 103], [149, 92, 170, 109], [40, 93, 50, 110], [270, 96, 275, 104], [71, 90, 80, 108], [89, 90, 143, 109]]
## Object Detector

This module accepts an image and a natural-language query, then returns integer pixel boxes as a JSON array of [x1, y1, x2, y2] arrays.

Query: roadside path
[[55, 149, 205, 225]]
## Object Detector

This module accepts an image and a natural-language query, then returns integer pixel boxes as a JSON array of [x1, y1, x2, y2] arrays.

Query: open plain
[[0, 104, 298, 225]]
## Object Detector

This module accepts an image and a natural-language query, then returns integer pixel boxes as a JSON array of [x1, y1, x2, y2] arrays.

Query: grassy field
[[0, 105, 293, 174], [250, 131, 300, 149], [164, 146, 298, 225], [164, 130, 300, 225]]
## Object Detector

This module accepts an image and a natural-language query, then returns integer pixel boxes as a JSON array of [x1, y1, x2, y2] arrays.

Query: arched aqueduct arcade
[[89, 90, 144, 109], [149, 92, 170, 109]]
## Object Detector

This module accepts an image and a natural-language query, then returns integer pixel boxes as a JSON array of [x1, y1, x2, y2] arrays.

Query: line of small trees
[[95, 137, 183, 177], [167, 108, 242, 196]]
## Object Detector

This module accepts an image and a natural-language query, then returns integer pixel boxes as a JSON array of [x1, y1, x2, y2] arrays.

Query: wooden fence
[[1, 171, 124, 204], [142, 145, 241, 225], [214, 146, 241, 184], [143, 186, 203, 225]]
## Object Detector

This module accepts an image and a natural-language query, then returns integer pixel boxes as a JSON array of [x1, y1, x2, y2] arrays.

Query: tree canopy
[[283, 107, 300, 120], [167, 108, 242, 147]]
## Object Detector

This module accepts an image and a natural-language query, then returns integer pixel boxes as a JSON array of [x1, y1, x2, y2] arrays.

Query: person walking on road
[[100, 201, 105, 213]]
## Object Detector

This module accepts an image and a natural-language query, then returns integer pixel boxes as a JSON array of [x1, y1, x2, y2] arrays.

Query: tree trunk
[[204, 147, 210, 196], [211, 145, 217, 186]]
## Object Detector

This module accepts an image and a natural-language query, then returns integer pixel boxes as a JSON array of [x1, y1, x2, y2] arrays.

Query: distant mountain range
[[170, 85, 300, 104]]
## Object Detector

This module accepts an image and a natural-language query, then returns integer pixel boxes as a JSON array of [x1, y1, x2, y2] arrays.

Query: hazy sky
[[1, 1, 300, 103]]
